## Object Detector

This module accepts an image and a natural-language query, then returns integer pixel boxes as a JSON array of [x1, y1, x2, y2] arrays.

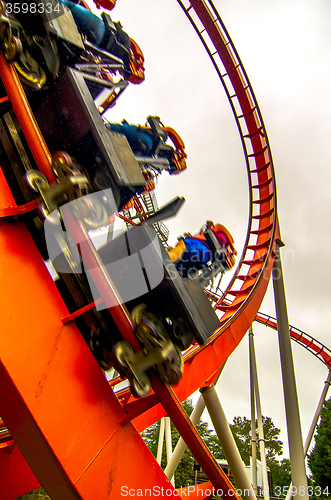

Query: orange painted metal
[[0, 1, 281, 497], [162, 126, 187, 173], [177, 482, 214, 499], [0, 195, 178, 499], [128, 38, 145, 84], [0, 53, 55, 183], [0, 165, 16, 207], [116, 212, 138, 226], [60, 207, 241, 497], [0, 199, 39, 218], [0, 444, 40, 500], [93, 0, 116, 11], [151, 375, 240, 500]]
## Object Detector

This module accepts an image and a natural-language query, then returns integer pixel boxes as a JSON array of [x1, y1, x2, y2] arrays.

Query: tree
[[141, 398, 224, 487], [229, 414, 286, 493], [268, 458, 291, 490], [230, 415, 283, 466], [142, 406, 285, 489], [142, 416, 195, 487], [308, 397, 331, 489], [229, 416, 252, 466]]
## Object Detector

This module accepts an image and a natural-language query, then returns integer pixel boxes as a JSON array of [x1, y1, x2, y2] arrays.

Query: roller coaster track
[[2, 315, 330, 438], [255, 313, 331, 370], [0, 0, 282, 498]]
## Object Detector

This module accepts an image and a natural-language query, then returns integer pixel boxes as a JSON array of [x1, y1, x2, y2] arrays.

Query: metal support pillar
[[165, 417, 175, 486], [249, 328, 258, 495], [156, 417, 165, 465], [285, 370, 331, 500], [201, 385, 257, 500], [165, 417, 173, 463], [151, 375, 242, 500], [303, 370, 331, 455], [164, 364, 226, 481], [164, 395, 205, 480], [272, 243, 308, 498], [249, 326, 270, 500]]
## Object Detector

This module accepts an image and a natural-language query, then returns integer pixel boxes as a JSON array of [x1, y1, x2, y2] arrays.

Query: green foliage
[[229, 414, 285, 492], [268, 458, 291, 490], [308, 398, 331, 489], [229, 416, 252, 466], [229, 415, 283, 466], [142, 402, 285, 490], [141, 398, 224, 487]]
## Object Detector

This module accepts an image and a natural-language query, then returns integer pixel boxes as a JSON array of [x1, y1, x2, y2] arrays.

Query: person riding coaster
[[168, 220, 237, 279], [105, 116, 187, 176], [59, 0, 145, 84], [0, 0, 144, 103]]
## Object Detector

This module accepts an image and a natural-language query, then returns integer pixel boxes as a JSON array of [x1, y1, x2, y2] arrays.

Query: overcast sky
[[92, 0, 331, 465]]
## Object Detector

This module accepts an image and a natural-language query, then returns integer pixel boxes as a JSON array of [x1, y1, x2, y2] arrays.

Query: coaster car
[[0, 1, 218, 398]]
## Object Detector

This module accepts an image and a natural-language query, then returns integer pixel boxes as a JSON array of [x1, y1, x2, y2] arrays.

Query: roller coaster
[[0, 1, 329, 499]]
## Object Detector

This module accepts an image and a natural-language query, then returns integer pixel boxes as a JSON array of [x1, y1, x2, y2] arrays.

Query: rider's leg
[[168, 240, 186, 264], [59, 0, 105, 45]]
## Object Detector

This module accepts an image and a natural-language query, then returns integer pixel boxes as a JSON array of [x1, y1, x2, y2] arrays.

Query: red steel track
[[255, 313, 331, 370], [0, 1, 282, 498]]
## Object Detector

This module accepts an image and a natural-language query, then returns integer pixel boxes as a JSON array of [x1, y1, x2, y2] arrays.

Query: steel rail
[[0, 53, 55, 183], [255, 312, 331, 370], [178, 0, 278, 331]]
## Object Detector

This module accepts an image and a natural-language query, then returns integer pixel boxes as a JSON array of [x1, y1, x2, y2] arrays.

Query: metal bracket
[[112, 339, 180, 398], [24, 152, 89, 220]]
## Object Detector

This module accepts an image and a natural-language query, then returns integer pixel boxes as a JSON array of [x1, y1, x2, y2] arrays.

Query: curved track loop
[[180, 0, 279, 320], [255, 313, 331, 370], [119, 0, 280, 431]]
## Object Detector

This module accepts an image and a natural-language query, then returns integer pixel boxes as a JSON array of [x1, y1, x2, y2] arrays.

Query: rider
[[106, 118, 187, 175], [58, 0, 144, 82], [168, 221, 237, 277]]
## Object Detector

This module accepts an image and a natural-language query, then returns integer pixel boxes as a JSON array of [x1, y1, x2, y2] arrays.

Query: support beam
[[249, 328, 258, 495], [164, 396, 206, 480], [164, 365, 226, 482], [157, 417, 165, 465], [201, 385, 257, 500], [151, 375, 241, 500], [0, 214, 177, 499], [285, 370, 331, 500], [165, 417, 173, 463], [249, 326, 270, 500], [272, 243, 308, 498], [303, 370, 331, 456], [165, 417, 175, 486]]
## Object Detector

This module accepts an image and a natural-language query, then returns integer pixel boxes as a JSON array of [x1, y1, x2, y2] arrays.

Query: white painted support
[[272, 243, 309, 498], [249, 326, 270, 500], [201, 385, 257, 500], [164, 395, 206, 480], [165, 416, 173, 463], [285, 370, 331, 500], [249, 327, 258, 495], [156, 417, 165, 465], [165, 417, 175, 486]]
